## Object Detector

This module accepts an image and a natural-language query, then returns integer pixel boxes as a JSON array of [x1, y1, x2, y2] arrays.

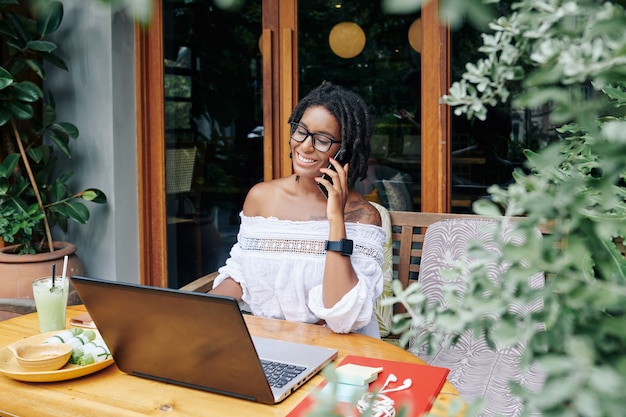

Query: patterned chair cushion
[[408, 219, 544, 417], [369, 202, 394, 337]]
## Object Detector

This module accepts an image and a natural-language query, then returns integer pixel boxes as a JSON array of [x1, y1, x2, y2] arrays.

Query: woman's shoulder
[[345, 192, 382, 227], [243, 181, 272, 216], [242, 177, 292, 217]]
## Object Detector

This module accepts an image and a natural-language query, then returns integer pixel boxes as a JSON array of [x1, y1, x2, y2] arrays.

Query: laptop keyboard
[[261, 359, 307, 389]]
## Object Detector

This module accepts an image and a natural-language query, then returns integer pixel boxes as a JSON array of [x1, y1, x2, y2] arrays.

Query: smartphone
[[318, 150, 344, 199]]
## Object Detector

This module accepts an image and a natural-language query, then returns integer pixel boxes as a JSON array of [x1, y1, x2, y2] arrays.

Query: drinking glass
[[32, 276, 69, 333]]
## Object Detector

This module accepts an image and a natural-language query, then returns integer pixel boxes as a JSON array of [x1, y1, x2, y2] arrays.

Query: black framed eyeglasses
[[289, 122, 341, 153]]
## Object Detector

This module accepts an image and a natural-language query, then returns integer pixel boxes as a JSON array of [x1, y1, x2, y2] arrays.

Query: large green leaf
[[26, 40, 57, 53], [64, 201, 89, 224], [36, 1, 64, 36], [52, 122, 79, 139], [11, 81, 42, 102], [40, 51, 68, 71], [9, 101, 33, 120]]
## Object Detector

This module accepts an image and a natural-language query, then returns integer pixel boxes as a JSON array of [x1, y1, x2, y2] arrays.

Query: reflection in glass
[[163, 0, 262, 288], [298, 1, 422, 212], [450, 15, 555, 213]]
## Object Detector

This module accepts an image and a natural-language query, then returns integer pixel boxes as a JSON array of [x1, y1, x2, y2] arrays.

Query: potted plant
[[0, 0, 106, 318]]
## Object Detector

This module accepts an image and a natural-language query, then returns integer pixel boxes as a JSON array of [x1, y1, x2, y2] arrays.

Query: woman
[[210, 81, 386, 338]]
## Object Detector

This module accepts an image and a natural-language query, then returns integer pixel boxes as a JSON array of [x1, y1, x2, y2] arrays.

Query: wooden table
[[0, 305, 465, 417]]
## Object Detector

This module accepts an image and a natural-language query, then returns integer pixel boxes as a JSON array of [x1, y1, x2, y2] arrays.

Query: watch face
[[342, 239, 353, 255]]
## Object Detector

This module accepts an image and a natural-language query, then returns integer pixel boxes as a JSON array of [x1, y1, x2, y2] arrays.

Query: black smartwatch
[[325, 239, 354, 256]]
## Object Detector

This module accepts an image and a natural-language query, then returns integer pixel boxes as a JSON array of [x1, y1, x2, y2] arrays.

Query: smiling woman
[[209, 82, 386, 339]]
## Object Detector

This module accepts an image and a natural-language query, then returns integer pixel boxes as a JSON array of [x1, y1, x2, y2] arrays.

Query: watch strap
[[325, 238, 353, 256]]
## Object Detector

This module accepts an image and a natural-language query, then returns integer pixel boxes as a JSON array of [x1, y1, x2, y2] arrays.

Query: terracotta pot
[[0, 242, 86, 321]]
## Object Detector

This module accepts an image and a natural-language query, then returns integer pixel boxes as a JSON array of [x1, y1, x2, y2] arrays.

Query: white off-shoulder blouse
[[213, 213, 386, 338]]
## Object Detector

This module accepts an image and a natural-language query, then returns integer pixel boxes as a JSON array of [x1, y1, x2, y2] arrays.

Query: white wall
[[45, 1, 139, 283]]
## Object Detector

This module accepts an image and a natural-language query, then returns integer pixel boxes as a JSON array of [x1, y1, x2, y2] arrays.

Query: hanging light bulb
[[408, 18, 422, 53], [328, 22, 366, 59]]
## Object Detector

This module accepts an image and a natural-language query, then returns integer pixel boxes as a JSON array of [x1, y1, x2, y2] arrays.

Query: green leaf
[[65, 201, 89, 224], [0, 106, 12, 126], [6, 11, 27, 45], [472, 199, 503, 217], [81, 189, 107, 204], [42, 103, 57, 128], [0, 177, 9, 195], [11, 81, 42, 102], [8, 101, 33, 120], [49, 179, 67, 202], [25, 40, 56, 53], [10, 198, 31, 216], [27, 203, 41, 216], [52, 122, 79, 140], [23, 59, 45, 79], [26, 146, 43, 164], [0, 66, 14, 90], [36, 0, 63, 36], [41, 51, 68, 71], [0, 18, 17, 41], [49, 132, 71, 158], [0, 153, 20, 178]]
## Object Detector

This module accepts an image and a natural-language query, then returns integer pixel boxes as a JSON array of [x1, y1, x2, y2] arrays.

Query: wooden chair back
[[180, 271, 218, 293]]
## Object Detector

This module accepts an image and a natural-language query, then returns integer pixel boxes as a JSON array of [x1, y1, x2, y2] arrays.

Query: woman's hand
[[318, 157, 349, 221]]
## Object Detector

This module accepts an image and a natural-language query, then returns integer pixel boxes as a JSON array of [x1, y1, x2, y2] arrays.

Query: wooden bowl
[[10, 343, 72, 372]]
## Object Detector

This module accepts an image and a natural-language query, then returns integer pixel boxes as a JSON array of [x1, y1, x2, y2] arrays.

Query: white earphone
[[356, 373, 413, 417]]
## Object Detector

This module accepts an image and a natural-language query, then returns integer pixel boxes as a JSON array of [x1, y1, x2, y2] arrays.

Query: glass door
[[297, 1, 423, 212], [448, 12, 551, 213], [162, 0, 263, 288], [138, 0, 449, 287]]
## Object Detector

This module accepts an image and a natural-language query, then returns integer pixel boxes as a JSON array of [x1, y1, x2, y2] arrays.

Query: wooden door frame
[[262, 0, 297, 181], [421, 0, 450, 213], [136, 0, 166, 287]]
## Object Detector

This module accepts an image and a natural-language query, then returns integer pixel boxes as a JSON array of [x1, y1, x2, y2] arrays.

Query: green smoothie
[[32, 276, 69, 333]]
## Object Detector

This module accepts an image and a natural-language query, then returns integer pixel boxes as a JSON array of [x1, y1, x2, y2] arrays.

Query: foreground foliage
[[388, 1, 626, 416]]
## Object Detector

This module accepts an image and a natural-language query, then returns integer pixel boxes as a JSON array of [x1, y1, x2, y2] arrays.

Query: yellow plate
[[0, 329, 114, 382]]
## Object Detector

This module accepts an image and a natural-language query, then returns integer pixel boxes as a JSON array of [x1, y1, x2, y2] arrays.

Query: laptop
[[70, 276, 338, 404]]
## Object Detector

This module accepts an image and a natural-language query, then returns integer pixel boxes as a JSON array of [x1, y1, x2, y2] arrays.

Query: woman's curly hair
[[288, 81, 373, 189]]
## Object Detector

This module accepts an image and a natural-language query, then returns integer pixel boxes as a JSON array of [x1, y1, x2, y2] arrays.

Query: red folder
[[287, 355, 450, 417]]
